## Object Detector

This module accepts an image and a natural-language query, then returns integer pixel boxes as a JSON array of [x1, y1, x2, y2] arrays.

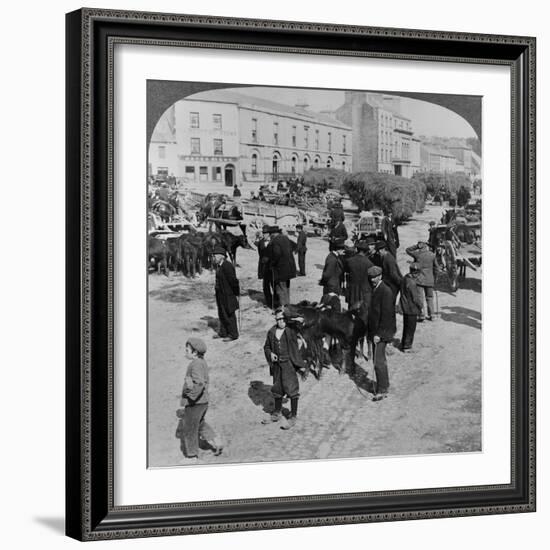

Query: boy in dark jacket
[[178, 338, 223, 460], [399, 263, 424, 352], [262, 309, 306, 430]]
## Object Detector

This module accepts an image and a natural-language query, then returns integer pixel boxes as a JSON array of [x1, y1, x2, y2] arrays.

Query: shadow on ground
[[440, 306, 482, 330], [200, 315, 220, 333], [248, 380, 275, 413]]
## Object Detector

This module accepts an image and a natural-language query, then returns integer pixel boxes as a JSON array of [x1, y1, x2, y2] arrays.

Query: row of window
[[190, 112, 223, 129], [251, 118, 345, 153], [184, 165, 223, 181], [189, 138, 223, 156], [251, 152, 344, 175], [379, 112, 412, 132]]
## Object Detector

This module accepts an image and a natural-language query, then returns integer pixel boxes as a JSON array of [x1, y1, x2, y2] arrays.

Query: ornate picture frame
[[66, 8, 536, 541]]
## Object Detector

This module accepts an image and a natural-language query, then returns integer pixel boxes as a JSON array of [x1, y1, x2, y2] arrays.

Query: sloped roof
[[186, 89, 351, 130]]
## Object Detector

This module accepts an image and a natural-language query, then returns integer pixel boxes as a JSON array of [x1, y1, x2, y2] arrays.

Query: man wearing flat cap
[[377, 240, 403, 302], [213, 247, 240, 341], [367, 265, 396, 401], [399, 263, 424, 351], [405, 240, 437, 321]]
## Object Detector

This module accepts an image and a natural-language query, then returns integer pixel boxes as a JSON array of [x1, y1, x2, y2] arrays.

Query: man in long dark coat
[[254, 226, 274, 309], [344, 241, 374, 312], [367, 266, 396, 401], [320, 242, 345, 295], [295, 224, 307, 276], [381, 209, 399, 257], [399, 263, 423, 351], [270, 227, 297, 307], [329, 219, 348, 251], [213, 247, 240, 341], [377, 241, 403, 302], [405, 241, 437, 321], [262, 309, 306, 430]]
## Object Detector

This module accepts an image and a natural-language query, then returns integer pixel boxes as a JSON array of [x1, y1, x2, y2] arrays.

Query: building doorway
[[394, 165, 402, 176], [224, 164, 235, 186]]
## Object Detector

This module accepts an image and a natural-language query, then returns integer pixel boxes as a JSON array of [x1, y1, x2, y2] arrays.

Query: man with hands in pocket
[[262, 308, 306, 430]]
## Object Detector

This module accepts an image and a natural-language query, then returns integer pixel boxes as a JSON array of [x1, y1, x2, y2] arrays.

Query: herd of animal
[[148, 229, 251, 277]]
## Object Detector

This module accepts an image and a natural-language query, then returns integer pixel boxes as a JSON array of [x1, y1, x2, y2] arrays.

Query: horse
[[151, 200, 175, 223]]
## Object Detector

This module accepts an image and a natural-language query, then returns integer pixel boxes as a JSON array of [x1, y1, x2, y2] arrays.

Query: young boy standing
[[262, 309, 306, 430], [179, 337, 222, 459]]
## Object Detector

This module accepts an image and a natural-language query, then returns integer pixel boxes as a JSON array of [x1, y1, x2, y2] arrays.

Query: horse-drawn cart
[[430, 221, 482, 291]]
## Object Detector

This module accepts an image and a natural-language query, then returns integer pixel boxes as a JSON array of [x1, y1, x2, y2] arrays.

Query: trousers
[[401, 314, 417, 349], [418, 285, 434, 317], [271, 360, 300, 399], [217, 305, 238, 339], [297, 251, 306, 275], [274, 280, 291, 307], [373, 340, 390, 394], [180, 403, 217, 457], [263, 275, 274, 309]]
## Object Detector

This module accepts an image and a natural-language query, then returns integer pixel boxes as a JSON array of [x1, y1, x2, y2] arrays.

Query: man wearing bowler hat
[[213, 247, 240, 341], [344, 240, 374, 312], [367, 265, 396, 401], [377, 240, 403, 302], [320, 238, 345, 296], [270, 225, 297, 307], [295, 224, 307, 276], [255, 225, 274, 309]]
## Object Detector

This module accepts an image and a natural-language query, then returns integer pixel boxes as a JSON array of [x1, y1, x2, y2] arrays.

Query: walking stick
[[237, 296, 242, 333], [435, 288, 439, 317]]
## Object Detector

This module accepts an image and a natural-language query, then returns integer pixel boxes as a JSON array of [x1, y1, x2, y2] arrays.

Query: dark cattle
[[148, 235, 170, 275], [283, 301, 368, 378], [177, 234, 204, 277], [203, 230, 252, 265]]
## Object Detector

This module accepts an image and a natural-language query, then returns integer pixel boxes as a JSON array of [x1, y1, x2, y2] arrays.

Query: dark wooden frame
[[66, 8, 536, 541]]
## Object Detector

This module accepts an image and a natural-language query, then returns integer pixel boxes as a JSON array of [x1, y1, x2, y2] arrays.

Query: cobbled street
[[148, 204, 481, 467]]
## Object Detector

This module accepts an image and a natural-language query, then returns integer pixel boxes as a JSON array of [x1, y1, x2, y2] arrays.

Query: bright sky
[[231, 85, 477, 139]]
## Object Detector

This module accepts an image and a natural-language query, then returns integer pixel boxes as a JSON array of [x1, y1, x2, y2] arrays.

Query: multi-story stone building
[[148, 104, 178, 179], [334, 92, 421, 178], [148, 90, 353, 190]]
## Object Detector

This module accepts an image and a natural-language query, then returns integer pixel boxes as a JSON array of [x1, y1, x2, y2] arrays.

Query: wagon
[[430, 221, 482, 291], [354, 210, 384, 241]]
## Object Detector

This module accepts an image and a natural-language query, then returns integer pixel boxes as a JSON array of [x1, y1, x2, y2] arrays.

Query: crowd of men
[[206, 207, 439, 426]]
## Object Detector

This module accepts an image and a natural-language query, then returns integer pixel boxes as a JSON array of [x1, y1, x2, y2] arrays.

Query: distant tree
[[342, 172, 426, 224]]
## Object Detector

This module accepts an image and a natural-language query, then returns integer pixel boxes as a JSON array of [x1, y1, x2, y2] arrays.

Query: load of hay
[[342, 172, 426, 223]]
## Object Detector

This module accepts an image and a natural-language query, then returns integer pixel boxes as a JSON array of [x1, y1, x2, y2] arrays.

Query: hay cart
[[354, 210, 384, 241], [431, 221, 482, 292]]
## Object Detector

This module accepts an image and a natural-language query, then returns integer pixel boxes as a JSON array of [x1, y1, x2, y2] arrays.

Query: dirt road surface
[[148, 205, 481, 467]]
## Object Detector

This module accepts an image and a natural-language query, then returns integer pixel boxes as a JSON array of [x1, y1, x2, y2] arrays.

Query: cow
[[148, 235, 170, 275], [202, 230, 252, 265], [283, 301, 369, 378], [176, 233, 205, 277]]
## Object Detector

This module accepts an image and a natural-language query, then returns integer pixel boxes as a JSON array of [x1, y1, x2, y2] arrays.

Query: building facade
[[148, 105, 178, 179], [335, 92, 421, 178], [148, 90, 353, 190]]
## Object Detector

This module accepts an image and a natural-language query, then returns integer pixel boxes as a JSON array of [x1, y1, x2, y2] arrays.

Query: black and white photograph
[[147, 83, 483, 467]]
